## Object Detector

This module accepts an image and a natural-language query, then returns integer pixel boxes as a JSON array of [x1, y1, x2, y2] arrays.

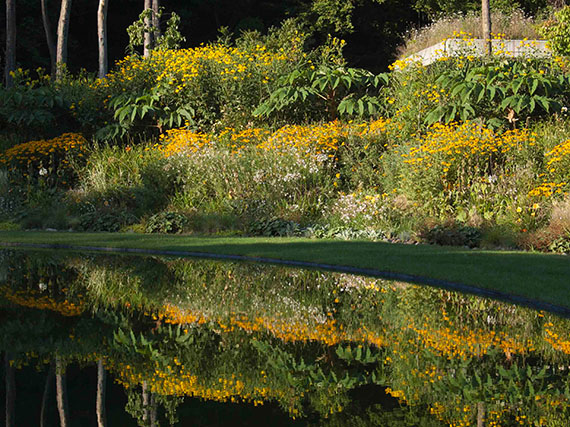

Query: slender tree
[[477, 402, 485, 427], [55, 357, 69, 427], [41, 0, 57, 77], [56, 0, 73, 79], [142, 381, 150, 422], [97, 0, 109, 78], [152, 0, 161, 42], [482, 0, 491, 55], [96, 359, 107, 427], [144, 0, 153, 58], [149, 393, 157, 427], [5, 352, 16, 427], [5, 0, 16, 88]]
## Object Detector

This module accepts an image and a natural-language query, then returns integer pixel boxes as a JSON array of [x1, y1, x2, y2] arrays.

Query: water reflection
[[1, 249, 569, 426]]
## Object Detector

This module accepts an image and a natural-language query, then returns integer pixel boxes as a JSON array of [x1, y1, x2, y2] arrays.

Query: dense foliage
[[2, 7, 570, 252]]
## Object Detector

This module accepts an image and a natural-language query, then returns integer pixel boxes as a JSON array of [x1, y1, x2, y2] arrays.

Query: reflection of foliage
[[2, 250, 570, 425], [124, 385, 183, 427]]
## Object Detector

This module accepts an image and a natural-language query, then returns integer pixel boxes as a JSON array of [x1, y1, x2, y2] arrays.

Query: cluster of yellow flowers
[[0, 285, 84, 317], [527, 181, 567, 198], [543, 321, 570, 354], [157, 118, 391, 158], [0, 133, 87, 170], [97, 44, 297, 94], [155, 129, 212, 157], [528, 140, 570, 199], [402, 121, 533, 175], [545, 139, 570, 174], [416, 83, 447, 103]]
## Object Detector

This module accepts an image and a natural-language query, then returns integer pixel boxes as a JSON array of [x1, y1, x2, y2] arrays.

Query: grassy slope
[[1, 231, 569, 308]]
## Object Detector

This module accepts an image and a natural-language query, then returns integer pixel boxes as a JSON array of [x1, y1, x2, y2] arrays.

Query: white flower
[[39, 167, 48, 176]]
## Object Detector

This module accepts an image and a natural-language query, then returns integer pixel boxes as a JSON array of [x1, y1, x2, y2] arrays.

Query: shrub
[[527, 138, 570, 213], [0, 133, 87, 188], [427, 57, 569, 128], [539, 6, 570, 57], [77, 211, 138, 232], [420, 222, 482, 248], [383, 121, 538, 223], [96, 28, 305, 137], [0, 68, 103, 139], [248, 217, 302, 237], [522, 196, 570, 253], [146, 211, 189, 234]]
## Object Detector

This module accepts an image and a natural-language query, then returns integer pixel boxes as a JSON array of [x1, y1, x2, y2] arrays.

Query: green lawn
[[1, 231, 569, 309]]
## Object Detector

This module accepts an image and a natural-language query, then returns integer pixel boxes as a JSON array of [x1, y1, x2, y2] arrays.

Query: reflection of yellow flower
[[0, 286, 84, 316]]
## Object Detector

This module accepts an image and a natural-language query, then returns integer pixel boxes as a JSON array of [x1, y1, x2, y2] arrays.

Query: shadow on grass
[[1, 231, 569, 313]]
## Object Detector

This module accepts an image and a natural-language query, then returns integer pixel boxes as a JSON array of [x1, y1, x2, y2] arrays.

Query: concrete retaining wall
[[405, 39, 550, 66]]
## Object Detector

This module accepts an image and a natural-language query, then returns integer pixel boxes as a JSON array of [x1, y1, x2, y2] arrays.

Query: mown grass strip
[[1, 231, 569, 309]]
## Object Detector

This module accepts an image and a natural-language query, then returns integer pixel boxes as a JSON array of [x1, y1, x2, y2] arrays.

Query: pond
[[1, 249, 569, 426]]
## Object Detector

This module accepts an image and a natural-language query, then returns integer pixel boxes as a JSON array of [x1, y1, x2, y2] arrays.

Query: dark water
[[1, 249, 569, 426]]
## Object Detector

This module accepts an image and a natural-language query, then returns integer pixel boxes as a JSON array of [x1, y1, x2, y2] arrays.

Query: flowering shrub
[[94, 38, 303, 136], [527, 139, 570, 206], [0, 133, 87, 187], [544, 139, 570, 186], [390, 121, 536, 222], [539, 6, 570, 57]]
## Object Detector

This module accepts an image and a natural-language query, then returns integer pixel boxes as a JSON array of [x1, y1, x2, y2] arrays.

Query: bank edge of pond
[[2, 235, 570, 319]]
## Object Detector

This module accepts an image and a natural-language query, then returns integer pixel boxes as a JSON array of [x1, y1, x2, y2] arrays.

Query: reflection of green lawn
[[1, 231, 569, 309]]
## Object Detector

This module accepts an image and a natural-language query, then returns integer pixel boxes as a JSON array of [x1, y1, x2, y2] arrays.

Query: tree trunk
[[40, 363, 55, 427], [5, 353, 15, 427], [152, 0, 161, 42], [56, 0, 73, 79], [5, 0, 16, 88], [142, 381, 150, 422], [97, 0, 109, 78], [149, 393, 157, 427], [481, 0, 491, 56], [144, 0, 153, 58], [477, 402, 485, 427], [41, 0, 57, 77], [55, 357, 69, 427], [96, 359, 107, 427]]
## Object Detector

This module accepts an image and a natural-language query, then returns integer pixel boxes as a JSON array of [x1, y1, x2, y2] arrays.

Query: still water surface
[[1, 249, 569, 426]]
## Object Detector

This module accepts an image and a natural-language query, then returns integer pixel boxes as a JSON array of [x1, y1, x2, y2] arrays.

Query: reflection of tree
[[97, 358, 107, 427], [4, 352, 16, 427], [40, 363, 55, 427], [56, 356, 69, 427]]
